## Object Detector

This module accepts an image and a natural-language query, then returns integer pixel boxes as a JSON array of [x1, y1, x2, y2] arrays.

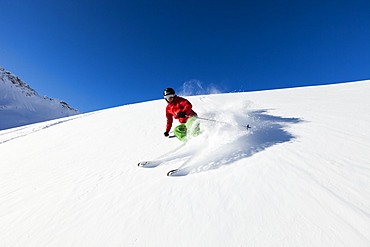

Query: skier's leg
[[185, 117, 200, 138], [174, 124, 187, 141]]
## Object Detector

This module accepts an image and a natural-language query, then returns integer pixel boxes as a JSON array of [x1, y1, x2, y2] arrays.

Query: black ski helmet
[[163, 88, 175, 96]]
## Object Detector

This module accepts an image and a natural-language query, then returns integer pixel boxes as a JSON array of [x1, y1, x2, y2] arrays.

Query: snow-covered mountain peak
[[0, 66, 38, 97], [0, 66, 81, 130]]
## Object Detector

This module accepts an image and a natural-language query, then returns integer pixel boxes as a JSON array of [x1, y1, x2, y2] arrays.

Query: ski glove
[[176, 111, 186, 118], [164, 131, 169, 137]]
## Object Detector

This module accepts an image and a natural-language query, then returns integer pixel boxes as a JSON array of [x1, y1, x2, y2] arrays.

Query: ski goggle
[[164, 94, 175, 99]]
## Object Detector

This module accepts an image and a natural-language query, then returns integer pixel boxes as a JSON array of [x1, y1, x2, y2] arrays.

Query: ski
[[138, 161, 151, 167], [167, 169, 178, 176], [137, 142, 186, 168], [166, 150, 200, 176]]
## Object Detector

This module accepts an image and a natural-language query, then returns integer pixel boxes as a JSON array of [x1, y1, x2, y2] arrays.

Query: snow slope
[[0, 66, 81, 130], [1, 81, 369, 246]]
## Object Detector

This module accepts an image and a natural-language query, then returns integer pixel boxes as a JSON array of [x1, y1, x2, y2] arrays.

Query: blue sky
[[1, 0, 370, 112]]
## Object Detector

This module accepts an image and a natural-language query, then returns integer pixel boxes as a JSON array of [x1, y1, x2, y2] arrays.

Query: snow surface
[[1, 81, 370, 246], [0, 66, 81, 130]]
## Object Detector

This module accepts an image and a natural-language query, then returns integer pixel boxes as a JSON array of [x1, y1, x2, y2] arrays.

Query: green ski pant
[[174, 117, 200, 142]]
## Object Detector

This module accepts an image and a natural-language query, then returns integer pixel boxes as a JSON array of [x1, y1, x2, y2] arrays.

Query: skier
[[163, 88, 200, 141]]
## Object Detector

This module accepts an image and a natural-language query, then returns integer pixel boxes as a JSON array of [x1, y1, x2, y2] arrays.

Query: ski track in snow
[[0, 113, 93, 145], [1, 81, 370, 246]]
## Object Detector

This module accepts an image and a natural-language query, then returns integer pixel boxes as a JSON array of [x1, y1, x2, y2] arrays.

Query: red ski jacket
[[165, 96, 197, 132]]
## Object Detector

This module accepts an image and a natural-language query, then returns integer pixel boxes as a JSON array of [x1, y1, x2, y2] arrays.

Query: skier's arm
[[181, 100, 193, 116], [166, 111, 173, 132]]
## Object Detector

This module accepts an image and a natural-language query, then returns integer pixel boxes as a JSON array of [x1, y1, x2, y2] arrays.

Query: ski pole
[[186, 115, 251, 129]]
